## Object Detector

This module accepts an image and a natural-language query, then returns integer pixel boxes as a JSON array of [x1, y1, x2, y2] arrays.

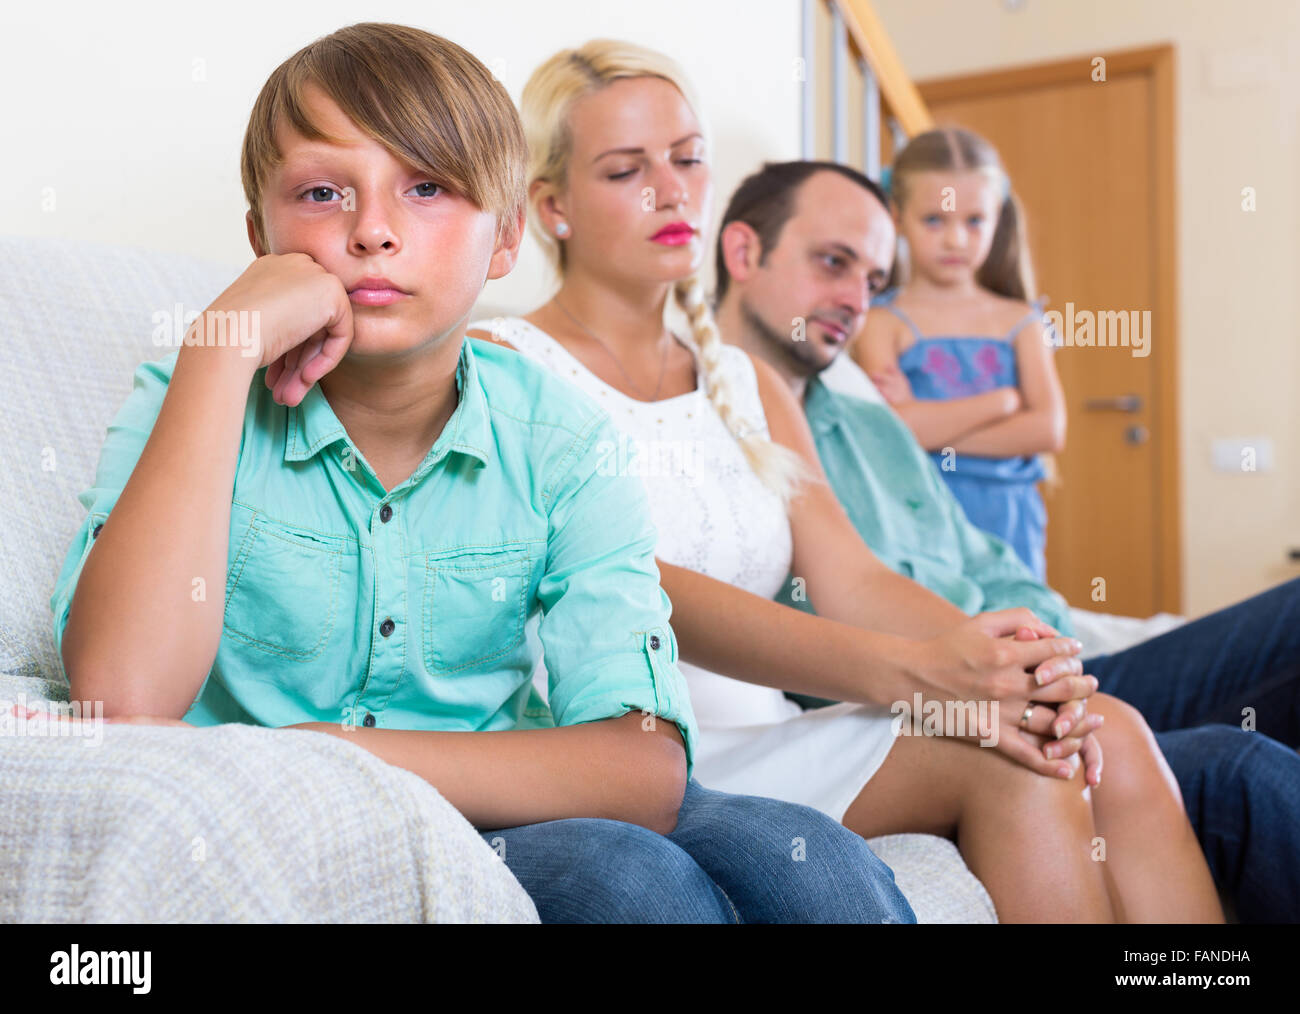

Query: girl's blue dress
[[873, 289, 1049, 581]]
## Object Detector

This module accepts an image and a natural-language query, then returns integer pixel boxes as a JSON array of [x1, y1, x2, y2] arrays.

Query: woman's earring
[[555, 222, 570, 238]]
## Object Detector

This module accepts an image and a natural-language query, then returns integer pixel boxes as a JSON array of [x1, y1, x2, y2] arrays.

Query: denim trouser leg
[[482, 812, 736, 923], [1155, 725, 1300, 923], [482, 779, 916, 923], [1086, 577, 1300, 745], [664, 780, 916, 923]]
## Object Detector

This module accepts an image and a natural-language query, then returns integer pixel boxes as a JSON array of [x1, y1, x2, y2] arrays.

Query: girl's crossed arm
[[855, 310, 1021, 450], [948, 318, 1067, 457]]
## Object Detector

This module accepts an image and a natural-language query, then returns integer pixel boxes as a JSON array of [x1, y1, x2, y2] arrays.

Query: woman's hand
[[905, 609, 1092, 704], [1015, 701, 1104, 787], [1013, 625, 1103, 787], [898, 609, 1098, 779]]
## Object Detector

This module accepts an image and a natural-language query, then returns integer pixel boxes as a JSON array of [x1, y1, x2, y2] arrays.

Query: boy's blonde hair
[[240, 22, 527, 256], [521, 39, 813, 512]]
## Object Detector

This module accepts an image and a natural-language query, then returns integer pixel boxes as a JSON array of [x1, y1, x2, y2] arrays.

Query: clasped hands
[[906, 608, 1103, 788]]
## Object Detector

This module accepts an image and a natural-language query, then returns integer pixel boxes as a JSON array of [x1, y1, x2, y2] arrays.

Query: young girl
[[472, 37, 1223, 922], [852, 128, 1064, 581], [47, 23, 914, 925]]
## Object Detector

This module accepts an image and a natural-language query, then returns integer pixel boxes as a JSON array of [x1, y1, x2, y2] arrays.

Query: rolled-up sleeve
[[49, 352, 180, 671], [535, 410, 699, 777]]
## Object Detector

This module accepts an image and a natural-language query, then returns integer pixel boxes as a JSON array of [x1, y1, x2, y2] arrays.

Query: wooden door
[[904, 47, 1180, 617]]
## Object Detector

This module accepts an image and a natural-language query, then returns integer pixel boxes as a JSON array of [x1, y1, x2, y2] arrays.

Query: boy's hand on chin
[[197, 252, 355, 407]]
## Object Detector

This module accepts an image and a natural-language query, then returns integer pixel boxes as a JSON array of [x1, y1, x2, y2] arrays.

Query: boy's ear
[[246, 211, 266, 258], [719, 220, 763, 293], [486, 207, 527, 281]]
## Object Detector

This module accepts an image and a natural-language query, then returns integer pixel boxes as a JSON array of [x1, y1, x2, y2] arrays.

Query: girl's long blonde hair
[[520, 39, 813, 512], [890, 126, 1060, 488], [888, 127, 1035, 302]]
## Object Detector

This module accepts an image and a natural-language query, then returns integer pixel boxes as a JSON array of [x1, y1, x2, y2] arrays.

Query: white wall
[[11, 0, 1290, 616], [0, 0, 801, 316], [874, 0, 1300, 617]]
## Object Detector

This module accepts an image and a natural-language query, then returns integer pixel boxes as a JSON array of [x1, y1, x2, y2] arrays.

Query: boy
[[50, 24, 912, 923]]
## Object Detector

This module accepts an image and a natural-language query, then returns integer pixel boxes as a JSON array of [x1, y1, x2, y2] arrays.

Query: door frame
[[914, 44, 1182, 613]]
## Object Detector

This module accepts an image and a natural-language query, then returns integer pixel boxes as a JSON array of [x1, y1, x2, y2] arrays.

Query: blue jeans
[[1086, 577, 1300, 921], [1154, 725, 1300, 923], [480, 779, 916, 923], [1086, 577, 1300, 744]]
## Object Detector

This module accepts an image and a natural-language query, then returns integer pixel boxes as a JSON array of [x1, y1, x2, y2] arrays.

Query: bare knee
[[963, 739, 1094, 831], [1088, 693, 1182, 806]]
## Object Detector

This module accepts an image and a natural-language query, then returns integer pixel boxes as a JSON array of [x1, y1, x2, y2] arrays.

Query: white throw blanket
[[0, 672, 539, 923]]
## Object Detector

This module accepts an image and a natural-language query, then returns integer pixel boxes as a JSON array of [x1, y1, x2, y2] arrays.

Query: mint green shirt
[[775, 375, 1073, 637], [51, 337, 698, 773]]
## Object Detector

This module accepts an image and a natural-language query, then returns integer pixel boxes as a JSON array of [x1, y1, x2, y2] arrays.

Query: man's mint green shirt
[[51, 337, 698, 773], [775, 374, 1073, 637]]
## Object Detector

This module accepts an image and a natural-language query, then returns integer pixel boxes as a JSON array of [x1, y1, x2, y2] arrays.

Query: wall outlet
[[1204, 44, 1279, 94]]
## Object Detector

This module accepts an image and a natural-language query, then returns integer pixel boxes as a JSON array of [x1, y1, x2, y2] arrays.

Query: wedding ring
[[1019, 704, 1035, 729]]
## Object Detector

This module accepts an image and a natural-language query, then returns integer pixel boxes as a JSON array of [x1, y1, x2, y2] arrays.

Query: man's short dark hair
[[713, 161, 888, 305]]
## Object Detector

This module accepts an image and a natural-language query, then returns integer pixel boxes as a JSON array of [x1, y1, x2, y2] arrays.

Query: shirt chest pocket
[[422, 544, 534, 675], [223, 516, 353, 662]]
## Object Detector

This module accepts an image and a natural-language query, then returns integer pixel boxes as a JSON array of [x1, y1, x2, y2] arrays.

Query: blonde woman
[[469, 38, 1223, 922]]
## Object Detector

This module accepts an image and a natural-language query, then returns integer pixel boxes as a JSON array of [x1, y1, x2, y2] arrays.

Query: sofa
[[7, 232, 1186, 923]]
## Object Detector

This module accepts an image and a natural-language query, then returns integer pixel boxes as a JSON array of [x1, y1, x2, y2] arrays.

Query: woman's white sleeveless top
[[472, 317, 898, 821]]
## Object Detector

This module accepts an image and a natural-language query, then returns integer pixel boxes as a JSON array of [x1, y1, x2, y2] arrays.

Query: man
[[712, 158, 1300, 922]]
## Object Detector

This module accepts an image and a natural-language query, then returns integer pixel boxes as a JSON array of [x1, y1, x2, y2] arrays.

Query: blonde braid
[[674, 274, 814, 513]]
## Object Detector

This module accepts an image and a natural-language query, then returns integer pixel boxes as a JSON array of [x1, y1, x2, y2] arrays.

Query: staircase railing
[[801, 0, 934, 175]]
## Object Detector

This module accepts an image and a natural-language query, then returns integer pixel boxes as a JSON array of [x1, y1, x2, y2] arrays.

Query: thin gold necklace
[[553, 297, 672, 401]]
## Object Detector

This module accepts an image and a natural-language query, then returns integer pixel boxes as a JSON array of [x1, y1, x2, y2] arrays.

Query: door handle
[[1084, 394, 1143, 413]]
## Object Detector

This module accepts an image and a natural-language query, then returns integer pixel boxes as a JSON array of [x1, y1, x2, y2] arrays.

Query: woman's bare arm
[[750, 351, 980, 638], [655, 559, 920, 706], [656, 353, 1088, 706]]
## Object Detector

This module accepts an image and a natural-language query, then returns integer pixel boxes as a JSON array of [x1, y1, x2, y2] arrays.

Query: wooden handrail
[[833, 0, 933, 136]]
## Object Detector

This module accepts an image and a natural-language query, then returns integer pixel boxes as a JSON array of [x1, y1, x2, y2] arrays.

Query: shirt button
[[92, 524, 103, 539], [363, 713, 376, 728], [380, 618, 395, 637], [379, 504, 393, 523], [649, 634, 661, 650]]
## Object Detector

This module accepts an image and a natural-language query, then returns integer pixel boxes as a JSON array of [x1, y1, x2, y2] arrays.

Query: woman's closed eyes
[[607, 158, 704, 182]]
